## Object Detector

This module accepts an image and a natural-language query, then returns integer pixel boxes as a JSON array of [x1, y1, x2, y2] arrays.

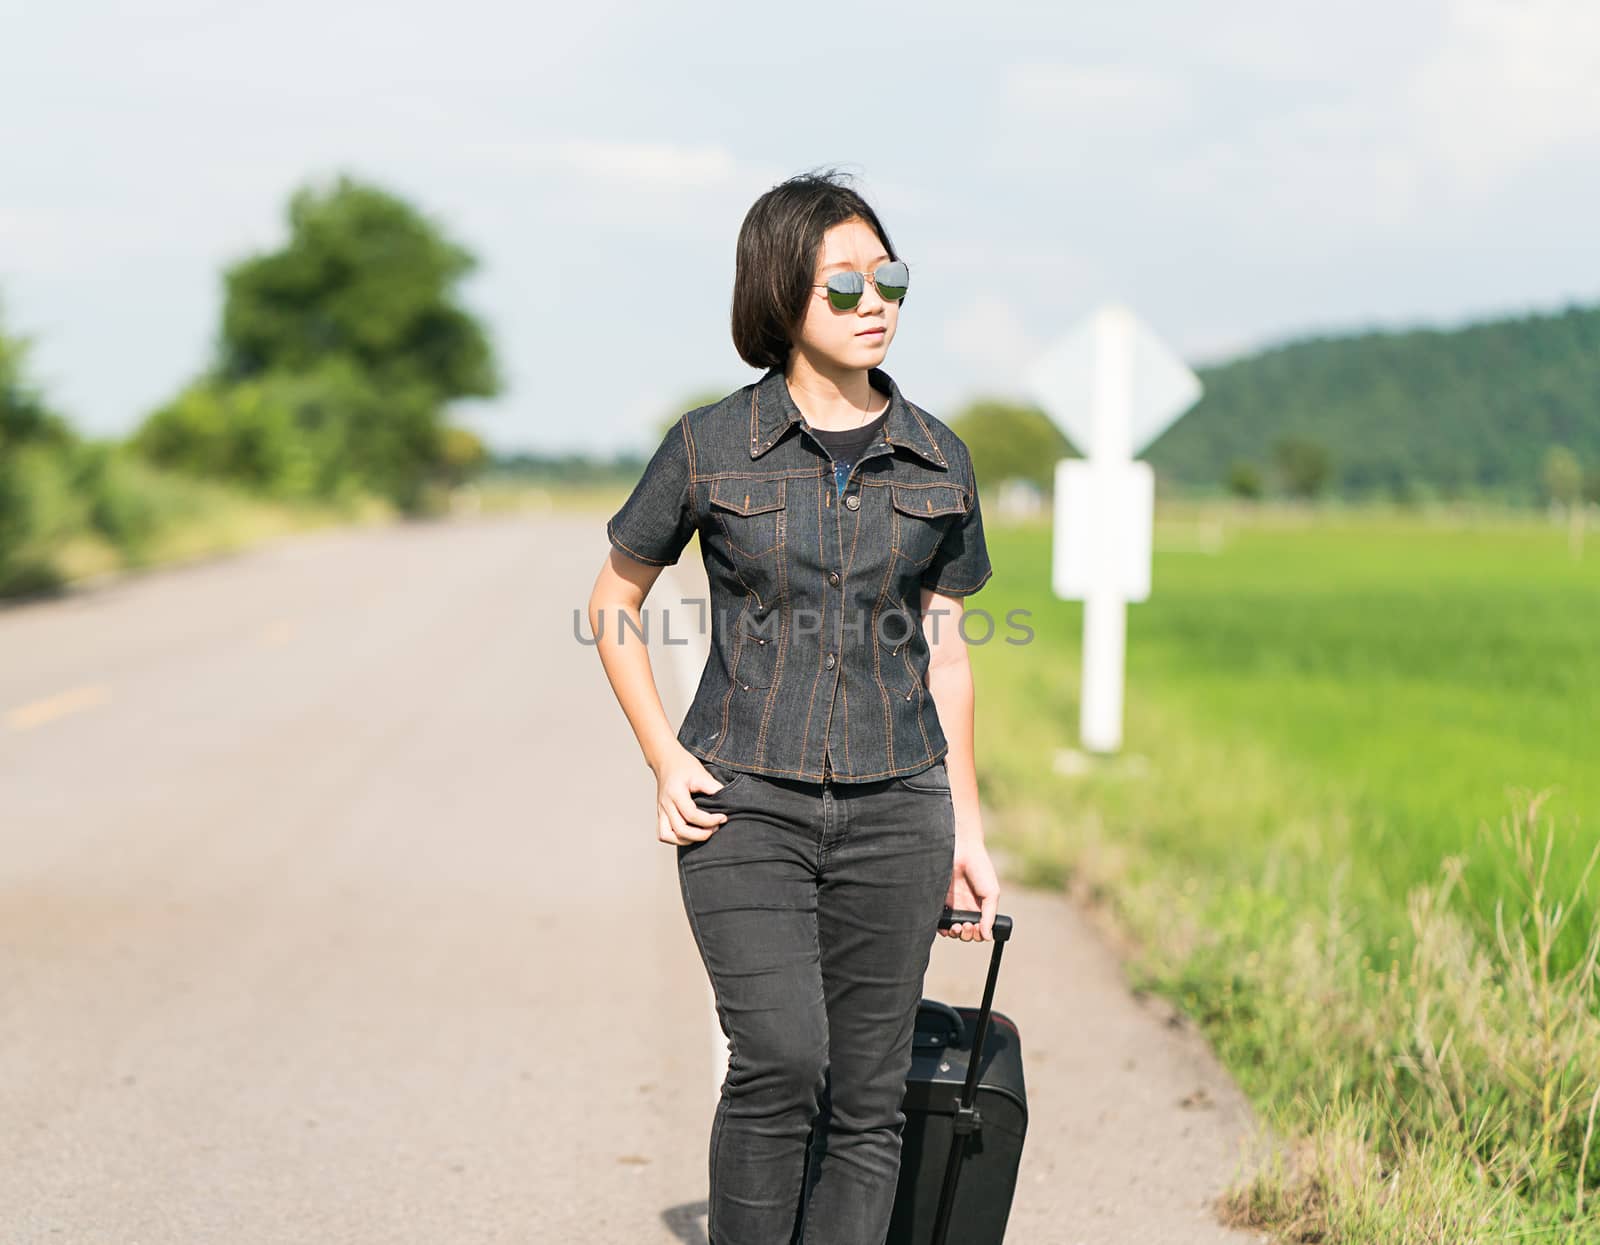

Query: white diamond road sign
[[1022, 303, 1203, 753], [1024, 303, 1202, 459]]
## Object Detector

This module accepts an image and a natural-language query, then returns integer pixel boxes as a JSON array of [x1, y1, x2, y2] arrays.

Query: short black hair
[[730, 166, 904, 372]]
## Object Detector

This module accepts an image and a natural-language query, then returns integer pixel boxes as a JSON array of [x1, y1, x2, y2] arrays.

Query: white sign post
[[1024, 304, 1202, 753]]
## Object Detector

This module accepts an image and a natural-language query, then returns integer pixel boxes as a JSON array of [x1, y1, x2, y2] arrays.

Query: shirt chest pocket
[[890, 482, 966, 568], [709, 477, 788, 562]]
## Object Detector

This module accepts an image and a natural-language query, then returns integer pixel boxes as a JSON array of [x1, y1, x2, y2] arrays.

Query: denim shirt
[[605, 364, 993, 784]]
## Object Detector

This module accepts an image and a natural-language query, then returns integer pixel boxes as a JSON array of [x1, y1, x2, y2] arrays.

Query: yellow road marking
[[5, 684, 112, 731]]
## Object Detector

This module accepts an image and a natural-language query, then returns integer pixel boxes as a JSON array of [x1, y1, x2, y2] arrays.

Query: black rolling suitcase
[[888, 907, 1028, 1245]]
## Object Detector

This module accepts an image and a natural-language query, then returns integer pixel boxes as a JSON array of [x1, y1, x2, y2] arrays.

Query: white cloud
[[1410, 0, 1600, 186], [1004, 63, 1187, 125], [0, 210, 71, 266], [547, 139, 740, 186], [462, 136, 744, 188], [940, 295, 1043, 375], [1149, 98, 1428, 239]]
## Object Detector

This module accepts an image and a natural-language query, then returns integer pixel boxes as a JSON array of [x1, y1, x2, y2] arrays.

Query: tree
[[0, 300, 83, 591], [1272, 435, 1333, 499], [136, 172, 502, 513], [1583, 464, 1600, 506], [219, 174, 499, 401], [1225, 459, 1263, 499], [0, 300, 76, 456], [135, 359, 422, 506], [948, 401, 1072, 494]]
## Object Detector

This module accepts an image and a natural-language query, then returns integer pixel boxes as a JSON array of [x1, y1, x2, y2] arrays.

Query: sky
[[2, 0, 1598, 456]]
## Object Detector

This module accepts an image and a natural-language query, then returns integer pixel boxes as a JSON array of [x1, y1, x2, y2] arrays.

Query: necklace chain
[[807, 391, 886, 433]]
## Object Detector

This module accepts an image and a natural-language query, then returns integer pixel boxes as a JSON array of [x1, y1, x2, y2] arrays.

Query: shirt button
[[828, 570, 840, 586], [845, 494, 861, 511], [825, 652, 836, 670]]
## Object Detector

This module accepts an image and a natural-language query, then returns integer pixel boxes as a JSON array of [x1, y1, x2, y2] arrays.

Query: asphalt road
[[0, 513, 1271, 1243]]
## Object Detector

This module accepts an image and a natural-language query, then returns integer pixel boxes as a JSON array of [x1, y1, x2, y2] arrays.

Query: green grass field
[[969, 503, 1600, 1241], [1178, 519, 1591, 938]]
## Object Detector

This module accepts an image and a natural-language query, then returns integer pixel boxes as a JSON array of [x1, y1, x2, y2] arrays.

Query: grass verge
[[973, 506, 1600, 1243]]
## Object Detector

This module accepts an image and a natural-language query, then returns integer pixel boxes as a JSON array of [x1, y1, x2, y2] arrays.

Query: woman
[[588, 168, 1000, 1245]]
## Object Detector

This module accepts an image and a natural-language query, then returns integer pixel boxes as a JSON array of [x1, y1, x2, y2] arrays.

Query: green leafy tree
[[0, 303, 83, 590], [1273, 435, 1333, 499], [136, 173, 501, 512], [0, 304, 76, 457], [0, 445, 83, 592], [219, 174, 499, 401], [136, 359, 400, 505], [948, 401, 1072, 493], [72, 442, 165, 559], [1225, 459, 1263, 499]]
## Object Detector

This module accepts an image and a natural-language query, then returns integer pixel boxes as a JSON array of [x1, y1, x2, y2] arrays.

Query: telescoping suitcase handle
[[939, 907, 1012, 941], [930, 907, 1014, 1245]]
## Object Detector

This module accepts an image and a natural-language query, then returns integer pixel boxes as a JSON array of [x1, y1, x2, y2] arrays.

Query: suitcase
[[887, 907, 1028, 1244]]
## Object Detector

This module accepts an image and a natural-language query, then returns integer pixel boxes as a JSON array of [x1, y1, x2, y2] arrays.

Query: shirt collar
[[748, 364, 948, 469]]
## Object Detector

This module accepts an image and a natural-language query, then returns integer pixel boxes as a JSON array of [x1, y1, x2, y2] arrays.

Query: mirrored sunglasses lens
[[874, 261, 909, 300], [827, 270, 864, 309]]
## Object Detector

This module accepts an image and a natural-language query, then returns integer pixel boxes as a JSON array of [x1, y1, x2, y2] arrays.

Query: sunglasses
[[813, 259, 910, 310]]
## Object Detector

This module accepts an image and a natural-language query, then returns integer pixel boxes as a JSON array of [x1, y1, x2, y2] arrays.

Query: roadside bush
[[133, 360, 433, 511], [71, 441, 180, 562], [0, 444, 87, 593]]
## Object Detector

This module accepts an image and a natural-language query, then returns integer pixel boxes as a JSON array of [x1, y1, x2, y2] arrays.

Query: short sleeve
[[920, 444, 993, 596], [606, 417, 697, 567]]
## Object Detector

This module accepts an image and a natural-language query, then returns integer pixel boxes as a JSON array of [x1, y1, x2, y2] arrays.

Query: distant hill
[[1144, 300, 1600, 503]]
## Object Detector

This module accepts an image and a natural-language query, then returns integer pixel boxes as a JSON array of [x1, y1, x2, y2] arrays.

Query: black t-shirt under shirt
[[807, 410, 888, 499]]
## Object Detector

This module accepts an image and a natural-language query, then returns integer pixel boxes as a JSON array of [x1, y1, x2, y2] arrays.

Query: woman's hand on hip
[[654, 746, 730, 846]]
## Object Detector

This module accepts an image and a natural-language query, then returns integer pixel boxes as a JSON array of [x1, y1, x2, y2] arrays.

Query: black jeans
[[677, 758, 957, 1245]]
